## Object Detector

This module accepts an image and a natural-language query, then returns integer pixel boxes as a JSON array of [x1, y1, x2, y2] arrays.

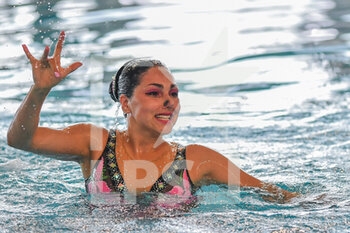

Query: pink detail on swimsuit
[[154, 169, 194, 209], [87, 157, 112, 193], [166, 169, 191, 197], [88, 181, 112, 193]]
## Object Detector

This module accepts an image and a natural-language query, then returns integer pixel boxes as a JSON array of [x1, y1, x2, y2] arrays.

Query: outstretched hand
[[260, 183, 300, 203], [22, 31, 82, 90]]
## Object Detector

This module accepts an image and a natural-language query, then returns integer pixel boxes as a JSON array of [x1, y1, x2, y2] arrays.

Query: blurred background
[[0, 0, 349, 232]]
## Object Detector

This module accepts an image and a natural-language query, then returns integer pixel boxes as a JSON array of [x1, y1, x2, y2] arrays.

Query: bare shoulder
[[186, 144, 223, 161], [56, 123, 108, 146], [61, 123, 97, 135], [185, 144, 228, 185], [62, 123, 108, 139]]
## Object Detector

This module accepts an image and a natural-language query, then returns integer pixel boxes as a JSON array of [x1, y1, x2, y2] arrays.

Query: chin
[[158, 123, 175, 135], [158, 127, 173, 135]]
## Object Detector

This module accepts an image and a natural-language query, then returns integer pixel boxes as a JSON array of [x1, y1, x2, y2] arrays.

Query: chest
[[116, 155, 175, 194]]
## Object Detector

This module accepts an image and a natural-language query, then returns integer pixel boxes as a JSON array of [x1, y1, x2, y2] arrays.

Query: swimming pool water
[[1, 0, 350, 232]]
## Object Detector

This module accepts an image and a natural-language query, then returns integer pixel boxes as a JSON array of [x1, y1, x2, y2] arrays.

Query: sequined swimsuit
[[85, 130, 197, 197]]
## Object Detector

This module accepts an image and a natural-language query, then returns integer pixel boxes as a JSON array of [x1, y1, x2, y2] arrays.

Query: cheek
[[132, 101, 158, 118], [172, 102, 180, 121], [174, 100, 181, 112]]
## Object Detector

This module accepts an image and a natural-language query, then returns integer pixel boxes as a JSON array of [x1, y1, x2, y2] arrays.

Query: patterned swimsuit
[[85, 130, 197, 199]]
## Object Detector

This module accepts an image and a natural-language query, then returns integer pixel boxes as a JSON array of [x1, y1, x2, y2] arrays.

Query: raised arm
[[6, 31, 92, 161], [186, 144, 299, 203]]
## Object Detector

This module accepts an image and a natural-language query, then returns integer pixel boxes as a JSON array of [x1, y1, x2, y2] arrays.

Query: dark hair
[[109, 59, 166, 103]]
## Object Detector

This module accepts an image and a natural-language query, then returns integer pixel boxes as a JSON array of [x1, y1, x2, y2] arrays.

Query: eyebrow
[[147, 83, 177, 89]]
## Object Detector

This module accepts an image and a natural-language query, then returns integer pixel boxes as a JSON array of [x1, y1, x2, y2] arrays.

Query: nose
[[163, 94, 176, 108], [163, 100, 169, 107]]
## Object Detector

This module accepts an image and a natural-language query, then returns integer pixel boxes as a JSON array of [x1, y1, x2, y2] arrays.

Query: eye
[[146, 91, 160, 97], [169, 88, 178, 97], [170, 90, 178, 97]]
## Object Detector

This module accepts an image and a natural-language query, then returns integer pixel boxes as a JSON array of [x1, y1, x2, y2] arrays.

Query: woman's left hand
[[22, 31, 82, 90], [261, 183, 300, 203]]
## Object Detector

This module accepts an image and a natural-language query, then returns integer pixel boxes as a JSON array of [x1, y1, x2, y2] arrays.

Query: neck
[[122, 124, 166, 159]]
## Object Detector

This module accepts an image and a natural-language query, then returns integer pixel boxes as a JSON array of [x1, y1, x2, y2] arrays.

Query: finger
[[61, 62, 83, 77], [54, 31, 65, 59], [41, 46, 50, 62], [22, 44, 36, 63]]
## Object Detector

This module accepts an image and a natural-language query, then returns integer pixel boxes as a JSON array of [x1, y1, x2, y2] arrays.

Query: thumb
[[61, 62, 83, 77]]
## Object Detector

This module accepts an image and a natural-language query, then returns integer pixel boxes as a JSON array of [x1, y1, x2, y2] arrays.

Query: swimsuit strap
[[174, 143, 186, 160], [102, 129, 126, 193], [150, 143, 188, 192]]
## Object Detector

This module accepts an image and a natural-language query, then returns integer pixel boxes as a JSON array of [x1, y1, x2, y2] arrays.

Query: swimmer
[[7, 31, 298, 203]]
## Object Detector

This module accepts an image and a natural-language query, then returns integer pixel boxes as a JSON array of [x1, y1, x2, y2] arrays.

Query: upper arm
[[28, 123, 107, 162], [186, 144, 262, 188]]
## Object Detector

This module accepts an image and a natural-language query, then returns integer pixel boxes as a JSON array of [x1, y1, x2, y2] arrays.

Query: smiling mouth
[[155, 114, 172, 120]]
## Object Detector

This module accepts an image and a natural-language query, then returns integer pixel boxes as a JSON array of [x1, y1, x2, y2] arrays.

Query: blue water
[[1, 0, 350, 232]]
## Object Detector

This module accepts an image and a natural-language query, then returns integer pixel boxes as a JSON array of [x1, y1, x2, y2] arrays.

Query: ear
[[119, 94, 130, 115]]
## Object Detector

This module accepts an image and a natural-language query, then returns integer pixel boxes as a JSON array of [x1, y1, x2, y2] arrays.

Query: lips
[[155, 114, 171, 120], [155, 113, 173, 123]]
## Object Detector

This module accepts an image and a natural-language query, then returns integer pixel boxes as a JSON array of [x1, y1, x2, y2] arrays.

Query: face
[[122, 66, 180, 135]]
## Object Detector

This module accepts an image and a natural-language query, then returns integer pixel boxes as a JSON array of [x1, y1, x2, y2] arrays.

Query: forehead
[[140, 66, 176, 86]]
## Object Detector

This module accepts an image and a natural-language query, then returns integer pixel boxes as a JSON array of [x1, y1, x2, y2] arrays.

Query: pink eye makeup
[[145, 88, 161, 96], [169, 88, 178, 97], [144, 84, 179, 98]]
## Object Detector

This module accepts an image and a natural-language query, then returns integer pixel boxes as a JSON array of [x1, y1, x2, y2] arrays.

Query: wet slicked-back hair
[[109, 59, 166, 103]]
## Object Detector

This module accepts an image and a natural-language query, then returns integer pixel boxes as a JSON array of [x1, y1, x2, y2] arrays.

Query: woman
[[7, 31, 298, 203]]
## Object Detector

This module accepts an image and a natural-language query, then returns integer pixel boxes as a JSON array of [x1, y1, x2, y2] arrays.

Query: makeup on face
[[144, 83, 178, 98], [127, 67, 180, 135]]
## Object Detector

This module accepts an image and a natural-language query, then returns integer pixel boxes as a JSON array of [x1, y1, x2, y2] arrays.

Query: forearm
[[187, 145, 299, 202], [212, 162, 298, 202], [7, 85, 51, 149]]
